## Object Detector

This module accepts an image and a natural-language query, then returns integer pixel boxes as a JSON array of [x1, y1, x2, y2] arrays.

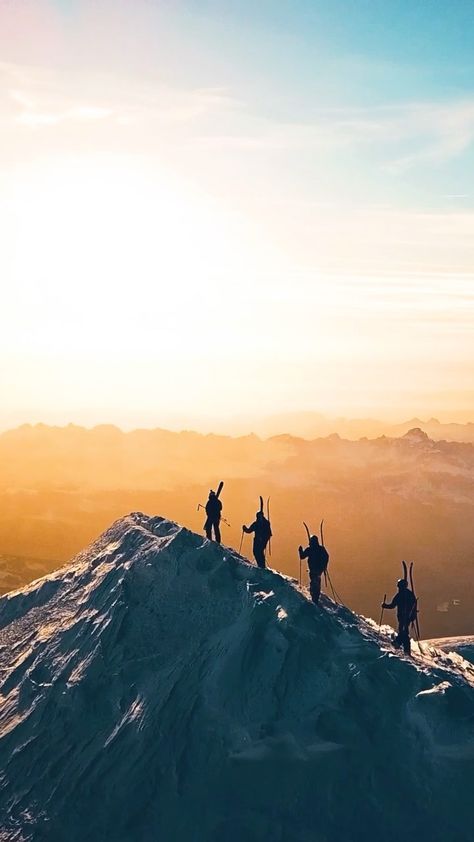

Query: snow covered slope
[[425, 636, 474, 666], [0, 514, 473, 842]]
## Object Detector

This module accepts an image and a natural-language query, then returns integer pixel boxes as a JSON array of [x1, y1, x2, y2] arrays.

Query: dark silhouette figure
[[204, 490, 222, 543], [243, 511, 272, 568], [382, 579, 417, 654], [299, 535, 329, 604]]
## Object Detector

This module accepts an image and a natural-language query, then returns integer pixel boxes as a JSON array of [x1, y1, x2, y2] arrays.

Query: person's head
[[209, 490, 216, 498], [256, 510, 263, 520], [309, 535, 319, 547], [397, 578, 408, 590]]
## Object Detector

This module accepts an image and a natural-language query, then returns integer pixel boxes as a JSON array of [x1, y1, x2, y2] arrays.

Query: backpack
[[255, 517, 272, 543], [206, 496, 222, 518], [309, 545, 328, 577]]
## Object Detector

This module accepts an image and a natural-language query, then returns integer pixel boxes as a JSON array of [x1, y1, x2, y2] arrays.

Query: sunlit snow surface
[[0, 513, 473, 842], [423, 636, 474, 666]]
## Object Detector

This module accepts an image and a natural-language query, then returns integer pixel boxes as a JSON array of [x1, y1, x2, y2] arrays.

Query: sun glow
[[4, 155, 268, 354], [1, 0, 474, 428], [2, 154, 302, 425]]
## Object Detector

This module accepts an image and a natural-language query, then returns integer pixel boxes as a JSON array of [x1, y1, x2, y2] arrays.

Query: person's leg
[[401, 623, 411, 655], [254, 543, 266, 568], [310, 576, 321, 604], [214, 521, 221, 544], [204, 518, 212, 540]]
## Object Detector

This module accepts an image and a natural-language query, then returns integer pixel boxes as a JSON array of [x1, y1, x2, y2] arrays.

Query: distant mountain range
[[1, 422, 473, 525], [1, 421, 474, 491], [255, 412, 474, 442], [0, 553, 56, 596], [0, 423, 472, 638]]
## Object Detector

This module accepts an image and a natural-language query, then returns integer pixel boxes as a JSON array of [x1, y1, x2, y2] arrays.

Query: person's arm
[[299, 545, 309, 559], [383, 593, 398, 609], [242, 522, 255, 534]]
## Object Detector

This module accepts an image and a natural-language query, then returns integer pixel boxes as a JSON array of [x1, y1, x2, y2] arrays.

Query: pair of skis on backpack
[[259, 495, 272, 555], [402, 559, 421, 641]]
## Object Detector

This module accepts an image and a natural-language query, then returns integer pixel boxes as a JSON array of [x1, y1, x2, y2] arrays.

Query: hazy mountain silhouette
[[0, 553, 56, 596], [255, 412, 474, 442]]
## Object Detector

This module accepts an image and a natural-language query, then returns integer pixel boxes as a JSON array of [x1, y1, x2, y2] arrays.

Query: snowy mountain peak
[[0, 513, 473, 842]]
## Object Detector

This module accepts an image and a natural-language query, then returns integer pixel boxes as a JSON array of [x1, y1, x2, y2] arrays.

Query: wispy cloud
[[0, 61, 236, 131], [196, 99, 474, 172], [384, 101, 474, 171], [3, 59, 474, 179]]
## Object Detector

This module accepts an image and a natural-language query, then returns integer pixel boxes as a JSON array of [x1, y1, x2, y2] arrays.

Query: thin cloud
[[3, 61, 474, 173], [191, 98, 474, 176], [0, 61, 237, 130], [14, 100, 113, 127]]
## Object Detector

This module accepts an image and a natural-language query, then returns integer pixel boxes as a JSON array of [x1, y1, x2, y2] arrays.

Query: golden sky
[[1, 1, 473, 430]]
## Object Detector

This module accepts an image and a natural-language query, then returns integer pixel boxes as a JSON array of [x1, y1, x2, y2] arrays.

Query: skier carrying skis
[[204, 488, 222, 543], [299, 535, 329, 604], [382, 579, 417, 655], [242, 509, 272, 569]]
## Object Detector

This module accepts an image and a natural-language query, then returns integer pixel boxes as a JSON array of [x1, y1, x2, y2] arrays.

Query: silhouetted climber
[[204, 485, 223, 543], [382, 579, 417, 655], [299, 535, 329, 604], [242, 506, 272, 569]]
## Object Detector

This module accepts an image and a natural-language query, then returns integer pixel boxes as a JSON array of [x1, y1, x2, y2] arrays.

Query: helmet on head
[[397, 578, 408, 589]]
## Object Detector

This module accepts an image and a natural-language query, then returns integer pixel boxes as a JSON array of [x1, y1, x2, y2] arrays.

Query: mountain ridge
[[0, 514, 473, 841], [3, 416, 474, 443]]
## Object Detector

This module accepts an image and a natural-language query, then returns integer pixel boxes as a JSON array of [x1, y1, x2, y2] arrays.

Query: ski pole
[[198, 502, 230, 527], [267, 497, 272, 556], [238, 529, 244, 555], [301, 522, 311, 586], [378, 594, 386, 635], [327, 571, 342, 605]]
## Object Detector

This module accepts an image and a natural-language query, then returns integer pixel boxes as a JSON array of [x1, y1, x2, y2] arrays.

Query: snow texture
[[424, 636, 474, 666], [0, 513, 473, 842]]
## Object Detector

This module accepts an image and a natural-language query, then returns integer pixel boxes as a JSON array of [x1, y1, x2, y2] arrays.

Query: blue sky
[[8, 0, 474, 210], [172, 0, 474, 204]]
